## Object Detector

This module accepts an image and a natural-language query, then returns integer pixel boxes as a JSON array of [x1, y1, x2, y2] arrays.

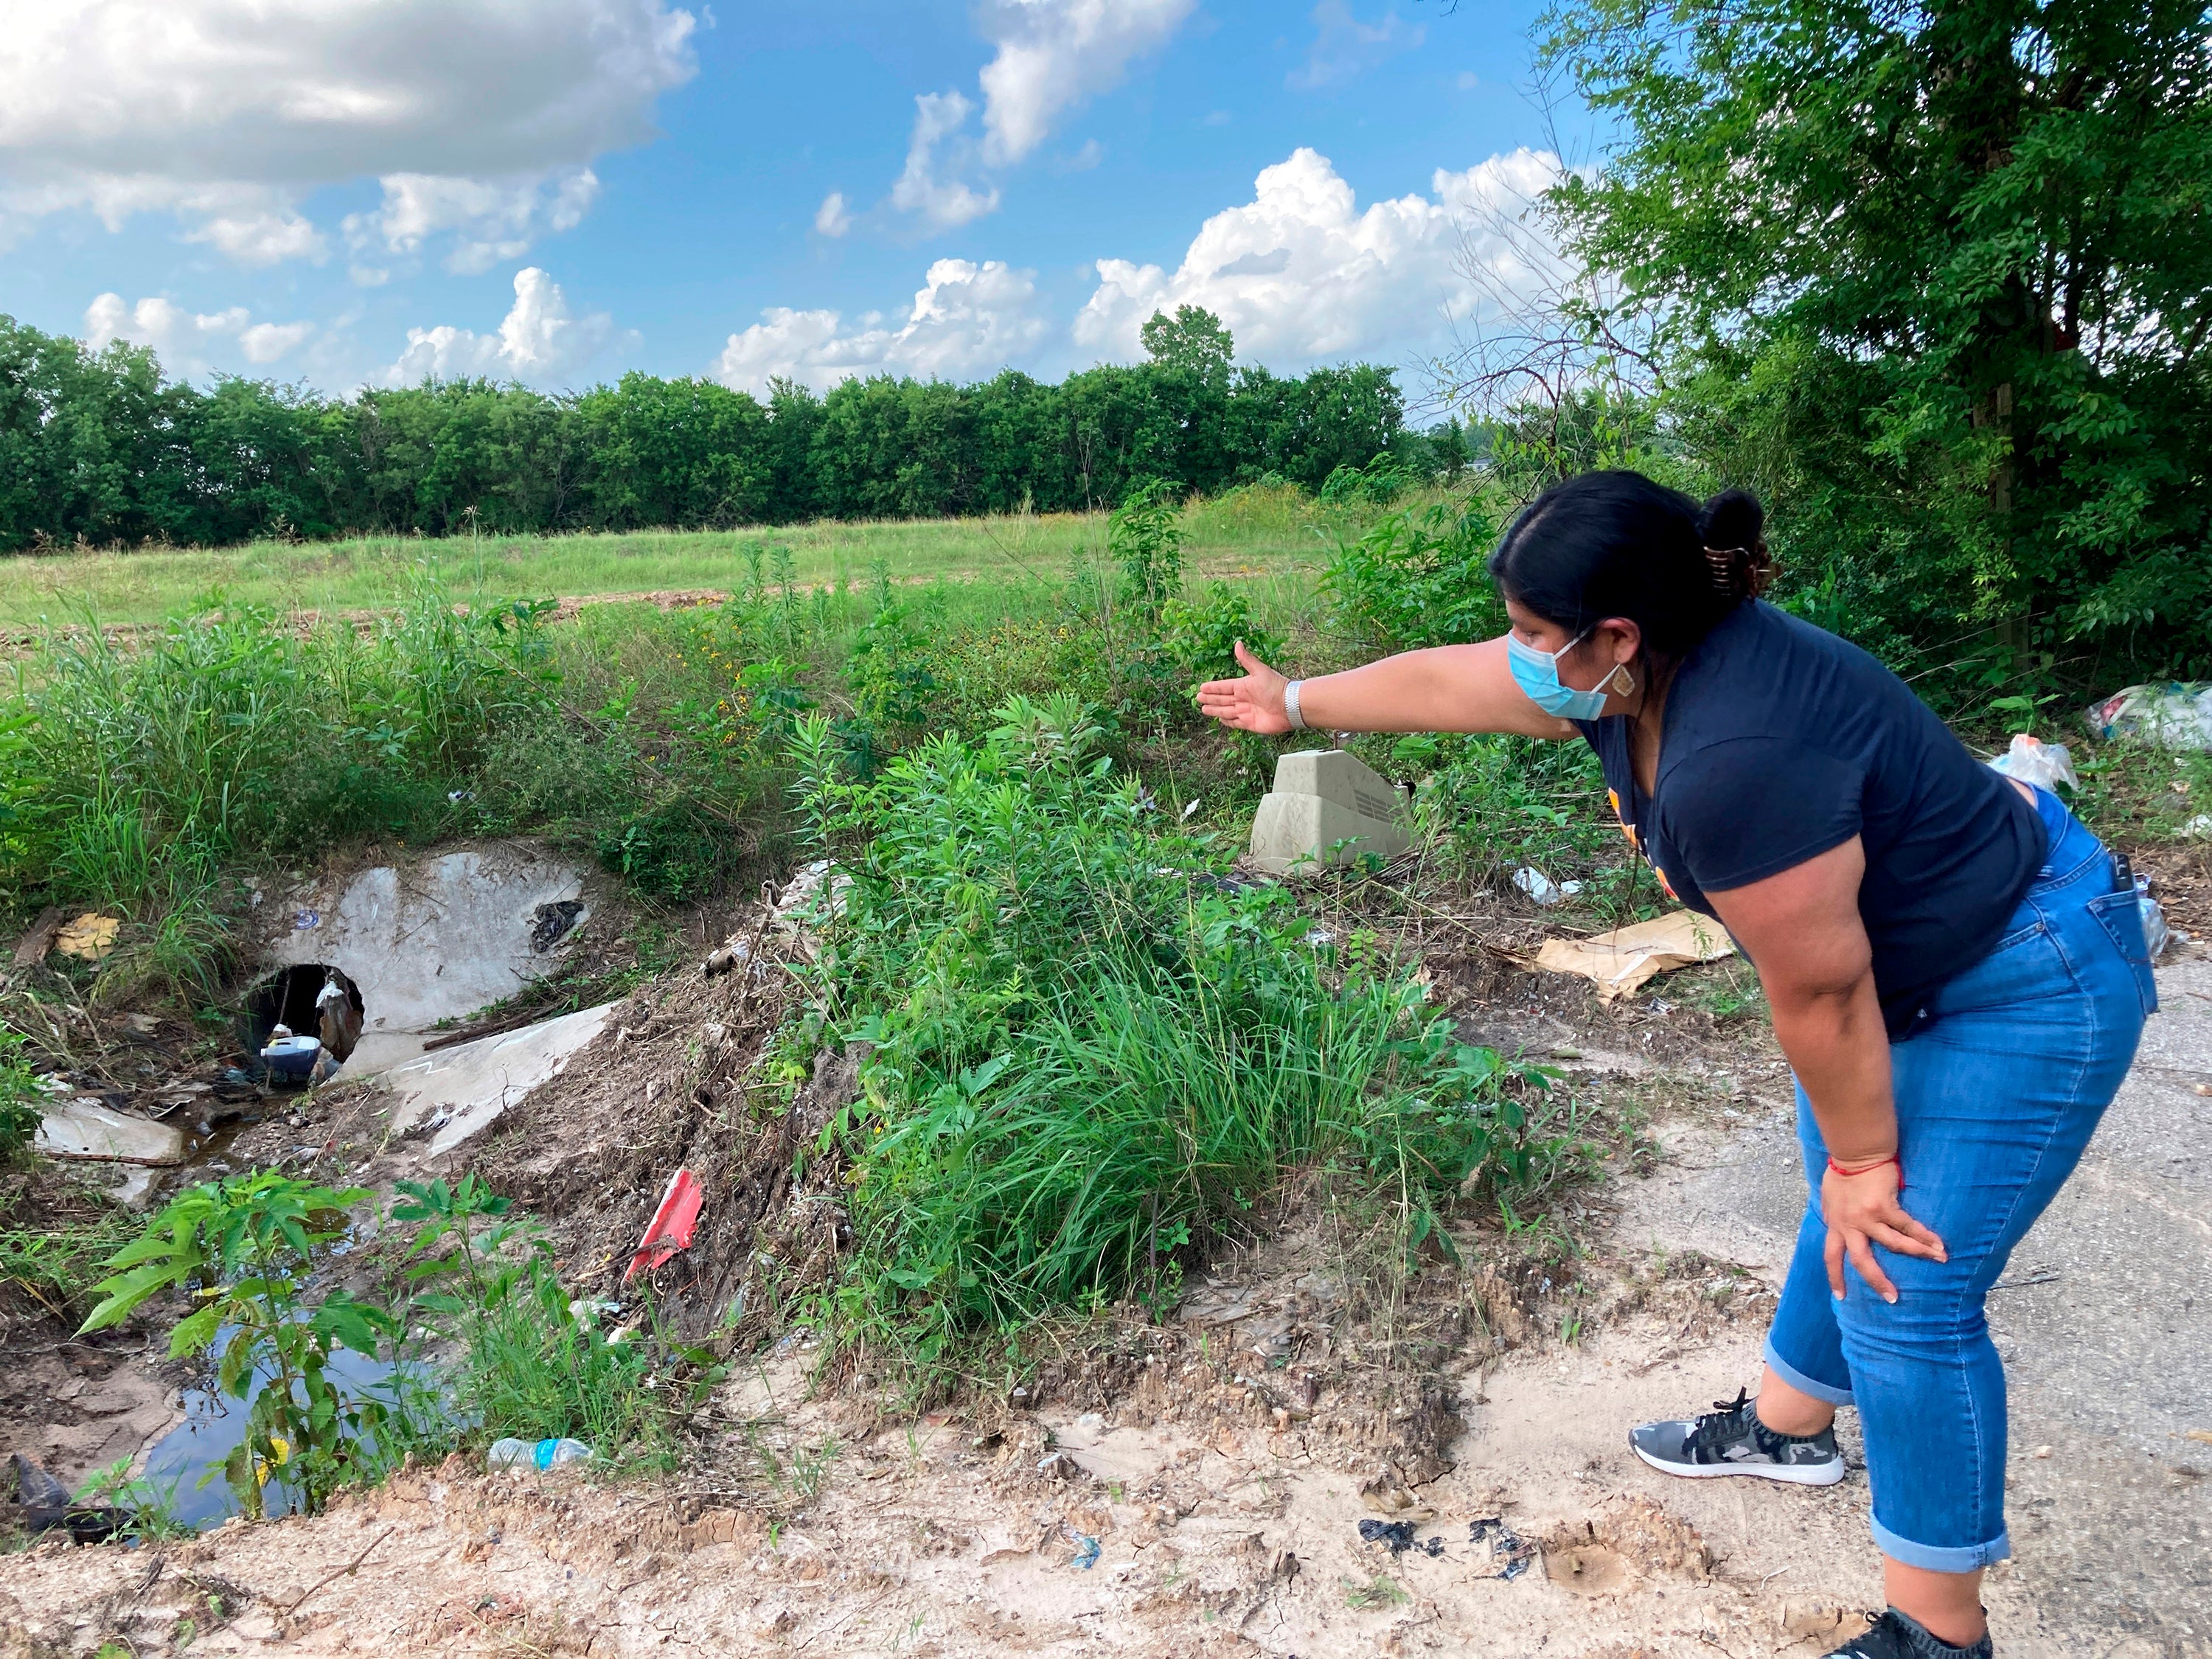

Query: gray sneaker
[[1823, 1607, 1992, 1658], [1630, 1387, 1844, 1486]]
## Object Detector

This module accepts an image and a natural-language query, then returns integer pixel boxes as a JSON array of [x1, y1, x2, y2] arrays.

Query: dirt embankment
[[7, 858, 2208, 1657]]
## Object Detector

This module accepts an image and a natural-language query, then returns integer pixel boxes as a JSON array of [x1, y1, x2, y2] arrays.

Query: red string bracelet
[[1827, 1152, 1902, 1182]]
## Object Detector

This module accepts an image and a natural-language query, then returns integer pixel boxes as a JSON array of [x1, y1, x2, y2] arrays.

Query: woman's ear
[[1596, 617, 1643, 664]]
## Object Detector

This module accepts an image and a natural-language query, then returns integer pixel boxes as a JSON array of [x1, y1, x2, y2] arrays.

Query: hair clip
[[1703, 543, 1773, 600]]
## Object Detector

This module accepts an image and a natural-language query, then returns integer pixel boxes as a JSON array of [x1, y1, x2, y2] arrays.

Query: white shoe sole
[[1631, 1442, 1846, 1486]]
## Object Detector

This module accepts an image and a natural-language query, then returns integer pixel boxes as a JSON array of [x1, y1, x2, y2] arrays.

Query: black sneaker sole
[[1630, 1441, 1846, 1486]]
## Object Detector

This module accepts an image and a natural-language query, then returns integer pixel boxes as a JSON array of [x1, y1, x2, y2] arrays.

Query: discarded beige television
[[1248, 749, 1411, 875]]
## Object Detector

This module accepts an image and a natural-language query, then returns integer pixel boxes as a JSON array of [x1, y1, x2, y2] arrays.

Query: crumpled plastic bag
[[2084, 683, 2212, 751], [1989, 733, 2079, 791]]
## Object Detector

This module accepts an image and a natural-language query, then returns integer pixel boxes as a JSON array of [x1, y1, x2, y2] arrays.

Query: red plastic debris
[[624, 1166, 704, 1284]]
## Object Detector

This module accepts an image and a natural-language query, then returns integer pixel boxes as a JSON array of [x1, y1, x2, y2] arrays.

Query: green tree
[[1141, 305, 1236, 382], [578, 373, 771, 528], [1546, 0, 2212, 686]]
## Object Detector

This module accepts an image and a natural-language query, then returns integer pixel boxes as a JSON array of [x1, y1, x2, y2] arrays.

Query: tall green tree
[[1547, 0, 2212, 684], [1140, 305, 1236, 383]]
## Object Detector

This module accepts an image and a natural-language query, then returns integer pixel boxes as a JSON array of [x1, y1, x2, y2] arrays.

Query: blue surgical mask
[[1507, 627, 1618, 720]]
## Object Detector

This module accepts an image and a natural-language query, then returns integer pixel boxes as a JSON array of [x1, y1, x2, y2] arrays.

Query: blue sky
[[0, 1, 1587, 400]]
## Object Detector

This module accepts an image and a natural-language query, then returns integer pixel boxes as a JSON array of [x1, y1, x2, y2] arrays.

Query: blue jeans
[[1761, 789, 2154, 1572]]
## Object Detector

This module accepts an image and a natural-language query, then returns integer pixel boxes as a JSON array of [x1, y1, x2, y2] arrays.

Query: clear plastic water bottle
[[488, 1436, 594, 1471]]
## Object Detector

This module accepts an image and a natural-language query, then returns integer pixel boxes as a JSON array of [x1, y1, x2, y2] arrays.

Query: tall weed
[[1322, 497, 1503, 651], [788, 698, 1577, 1357]]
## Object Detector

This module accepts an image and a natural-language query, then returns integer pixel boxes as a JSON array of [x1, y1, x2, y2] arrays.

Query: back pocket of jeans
[[2087, 889, 2159, 1017]]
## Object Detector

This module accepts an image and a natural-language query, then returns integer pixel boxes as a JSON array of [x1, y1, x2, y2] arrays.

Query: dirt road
[[4, 955, 2204, 1658]]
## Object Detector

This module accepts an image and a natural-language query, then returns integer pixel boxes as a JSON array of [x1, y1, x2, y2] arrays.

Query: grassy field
[[0, 484, 1382, 626]]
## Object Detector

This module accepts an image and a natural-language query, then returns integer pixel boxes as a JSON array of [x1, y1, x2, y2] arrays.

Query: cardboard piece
[[1518, 910, 1734, 1000], [1248, 749, 1412, 875], [54, 914, 120, 961]]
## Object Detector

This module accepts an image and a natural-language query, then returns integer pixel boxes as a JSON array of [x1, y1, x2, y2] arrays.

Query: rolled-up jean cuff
[[1761, 1334, 1854, 1407], [1871, 1514, 2011, 1573]]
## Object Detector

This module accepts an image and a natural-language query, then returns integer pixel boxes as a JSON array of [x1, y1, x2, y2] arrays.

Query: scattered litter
[[1067, 1529, 1102, 1570], [530, 898, 587, 952], [293, 908, 321, 931], [1516, 910, 1735, 1000], [316, 974, 364, 1060], [53, 913, 119, 961], [1989, 731, 2079, 790], [488, 1436, 593, 1471], [1358, 1518, 1443, 1557], [1513, 866, 1584, 906], [2184, 814, 2212, 838], [1470, 1516, 1536, 1580], [262, 1026, 324, 1083], [624, 1166, 705, 1283], [2084, 682, 2212, 750], [1036, 1451, 1082, 1481], [773, 860, 851, 929], [703, 938, 751, 978], [4, 1453, 126, 1543], [1304, 928, 1336, 947], [7, 1453, 69, 1523]]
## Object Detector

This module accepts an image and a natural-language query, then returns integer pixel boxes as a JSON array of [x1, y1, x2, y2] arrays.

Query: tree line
[[0, 303, 1453, 552]]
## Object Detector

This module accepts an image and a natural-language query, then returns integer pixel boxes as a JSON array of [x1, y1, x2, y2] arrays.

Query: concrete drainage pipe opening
[[242, 963, 366, 1064]]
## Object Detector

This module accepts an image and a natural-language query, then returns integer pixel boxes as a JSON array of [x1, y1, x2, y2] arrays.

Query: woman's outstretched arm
[[1195, 639, 1575, 740]]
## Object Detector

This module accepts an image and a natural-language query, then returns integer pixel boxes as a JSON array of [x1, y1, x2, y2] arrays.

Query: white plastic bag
[[2137, 880, 2172, 960], [1988, 732, 2080, 791], [2084, 683, 2212, 751], [1512, 866, 1583, 906]]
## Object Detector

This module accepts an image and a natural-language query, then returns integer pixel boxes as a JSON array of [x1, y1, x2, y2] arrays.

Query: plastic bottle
[[487, 1436, 594, 1471]]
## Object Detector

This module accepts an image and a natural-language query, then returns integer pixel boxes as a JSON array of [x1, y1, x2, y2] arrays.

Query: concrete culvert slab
[[258, 841, 597, 1074]]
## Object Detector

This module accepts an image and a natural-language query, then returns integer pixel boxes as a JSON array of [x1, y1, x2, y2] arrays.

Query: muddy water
[[137, 1340, 437, 1529]]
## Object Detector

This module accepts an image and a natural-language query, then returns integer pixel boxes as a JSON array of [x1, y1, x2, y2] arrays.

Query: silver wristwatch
[[1283, 679, 1307, 731]]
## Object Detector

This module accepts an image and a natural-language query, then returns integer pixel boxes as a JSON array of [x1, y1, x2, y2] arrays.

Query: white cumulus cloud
[[382, 267, 620, 386], [344, 170, 602, 276], [889, 93, 1001, 231], [975, 0, 1196, 166], [1074, 147, 1565, 366], [83, 292, 314, 376], [714, 259, 1046, 395], [862, 0, 1194, 232], [0, 0, 695, 262], [814, 191, 853, 238]]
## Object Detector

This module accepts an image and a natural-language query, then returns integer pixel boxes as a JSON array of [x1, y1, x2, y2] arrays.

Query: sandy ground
[[5, 950, 2206, 1658]]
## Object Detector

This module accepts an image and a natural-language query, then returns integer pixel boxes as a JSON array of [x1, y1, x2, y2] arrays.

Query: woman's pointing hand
[[1196, 641, 1294, 735]]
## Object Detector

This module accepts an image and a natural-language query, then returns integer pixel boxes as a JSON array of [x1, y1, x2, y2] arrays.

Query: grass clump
[[394, 1175, 686, 1467], [788, 695, 1580, 1362]]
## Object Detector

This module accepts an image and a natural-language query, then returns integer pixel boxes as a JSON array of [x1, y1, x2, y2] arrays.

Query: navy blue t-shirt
[[1573, 601, 2046, 1037]]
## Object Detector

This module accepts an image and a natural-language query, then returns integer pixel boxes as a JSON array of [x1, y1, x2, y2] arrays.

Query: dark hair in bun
[[1488, 470, 1770, 657]]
